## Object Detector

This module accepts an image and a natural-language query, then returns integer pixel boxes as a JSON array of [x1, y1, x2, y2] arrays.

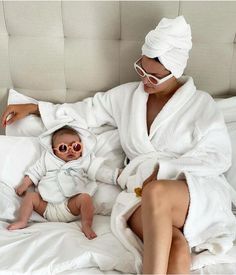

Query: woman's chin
[[143, 84, 156, 94]]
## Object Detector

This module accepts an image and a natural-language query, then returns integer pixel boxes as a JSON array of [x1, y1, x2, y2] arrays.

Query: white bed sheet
[[0, 215, 135, 275], [56, 263, 236, 275], [1, 178, 236, 275]]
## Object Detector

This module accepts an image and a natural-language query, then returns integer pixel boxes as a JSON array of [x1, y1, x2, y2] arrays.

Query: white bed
[[0, 1, 236, 274]]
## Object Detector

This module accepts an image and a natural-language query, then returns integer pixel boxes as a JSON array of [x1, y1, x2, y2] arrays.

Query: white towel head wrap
[[142, 16, 192, 78]]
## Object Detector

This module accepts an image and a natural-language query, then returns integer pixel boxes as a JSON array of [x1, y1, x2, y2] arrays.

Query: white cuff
[[157, 160, 179, 180], [96, 165, 119, 185]]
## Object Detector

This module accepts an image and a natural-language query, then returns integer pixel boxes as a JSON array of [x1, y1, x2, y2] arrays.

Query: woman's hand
[[134, 165, 159, 197], [1, 103, 39, 127], [15, 176, 33, 196]]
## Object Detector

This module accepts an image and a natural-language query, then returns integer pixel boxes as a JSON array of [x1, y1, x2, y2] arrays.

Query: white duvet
[[0, 212, 135, 274]]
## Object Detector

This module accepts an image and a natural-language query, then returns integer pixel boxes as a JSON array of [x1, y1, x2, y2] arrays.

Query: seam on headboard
[[1, 0, 7, 33], [60, 0, 66, 102], [229, 40, 236, 94], [119, 1, 121, 85], [2, 0, 13, 88], [178, 0, 181, 15]]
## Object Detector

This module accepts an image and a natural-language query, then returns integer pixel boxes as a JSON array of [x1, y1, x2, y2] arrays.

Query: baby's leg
[[68, 193, 96, 239], [7, 192, 47, 230]]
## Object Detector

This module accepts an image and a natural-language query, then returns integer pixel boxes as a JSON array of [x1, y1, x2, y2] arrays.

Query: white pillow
[[216, 97, 236, 123], [0, 135, 45, 222], [225, 122, 236, 191], [0, 135, 42, 187], [93, 182, 122, 215], [6, 89, 46, 136]]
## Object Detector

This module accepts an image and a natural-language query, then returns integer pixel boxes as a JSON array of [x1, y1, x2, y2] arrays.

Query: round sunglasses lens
[[73, 143, 81, 152], [59, 144, 67, 152]]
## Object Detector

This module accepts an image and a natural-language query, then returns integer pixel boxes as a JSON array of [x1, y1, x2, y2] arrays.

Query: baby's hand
[[15, 176, 33, 196], [15, 184, 28, 196]]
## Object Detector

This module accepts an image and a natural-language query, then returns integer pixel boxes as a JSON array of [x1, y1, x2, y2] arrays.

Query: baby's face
[[53, 133, 83, 162]]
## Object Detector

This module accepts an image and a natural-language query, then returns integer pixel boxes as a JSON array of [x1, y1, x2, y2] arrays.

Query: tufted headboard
[[0, 1, 236, 132]]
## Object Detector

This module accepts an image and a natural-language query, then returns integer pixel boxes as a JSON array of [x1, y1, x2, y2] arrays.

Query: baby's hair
[[52, 126, 80, 146]]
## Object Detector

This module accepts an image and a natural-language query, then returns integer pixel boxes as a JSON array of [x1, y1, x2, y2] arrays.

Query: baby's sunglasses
[[134, 57, 173, 86], [53, 142, 83, 154]]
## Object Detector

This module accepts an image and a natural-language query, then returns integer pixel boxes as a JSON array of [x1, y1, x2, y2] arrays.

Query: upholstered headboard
[[0, 1, 236, 131]]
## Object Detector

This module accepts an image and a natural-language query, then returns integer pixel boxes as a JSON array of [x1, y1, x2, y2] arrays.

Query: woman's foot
[[7, 221, 27, 230], [82, 224, 97, 240]]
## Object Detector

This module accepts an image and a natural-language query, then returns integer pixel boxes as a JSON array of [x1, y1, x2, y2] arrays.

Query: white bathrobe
[[26, 123, 115, 204], [38, 76, 236, 271]]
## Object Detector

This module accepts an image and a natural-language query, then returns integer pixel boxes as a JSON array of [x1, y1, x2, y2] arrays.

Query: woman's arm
[[1, 103, 39, 127], [38, 90, 118, 129]]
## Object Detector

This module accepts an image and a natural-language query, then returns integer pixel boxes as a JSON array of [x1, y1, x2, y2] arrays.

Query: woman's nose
[[142, 76, 149, 84]]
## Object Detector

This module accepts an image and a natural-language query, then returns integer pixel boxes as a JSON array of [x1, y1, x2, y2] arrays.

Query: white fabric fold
[[142, 16, 192, 78]]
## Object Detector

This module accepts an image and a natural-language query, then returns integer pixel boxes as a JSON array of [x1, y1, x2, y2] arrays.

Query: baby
[[7, 125, 119, 239]]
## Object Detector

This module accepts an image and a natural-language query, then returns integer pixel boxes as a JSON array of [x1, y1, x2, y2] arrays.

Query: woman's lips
[[144, 84, 153, 88]]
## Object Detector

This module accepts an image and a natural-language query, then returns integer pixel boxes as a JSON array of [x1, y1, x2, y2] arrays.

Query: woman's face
[[138, 56, 173, 94]]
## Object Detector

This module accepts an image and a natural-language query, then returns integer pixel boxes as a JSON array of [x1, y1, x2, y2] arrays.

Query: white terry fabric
[[38, 76, 236, 271], [43, 200, 78, 222], [142, 16, 192, 78], [26, 122, 116, 203]]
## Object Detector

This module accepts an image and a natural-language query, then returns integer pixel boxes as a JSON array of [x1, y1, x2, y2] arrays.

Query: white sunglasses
[[134, 57, 173, 86]]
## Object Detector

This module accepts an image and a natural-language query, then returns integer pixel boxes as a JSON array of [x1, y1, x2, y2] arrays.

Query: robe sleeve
[[157, 100, 232, 180], [38, 87, 120, 129], [86, 154, 120, 185], [25, 152, 47, 185]]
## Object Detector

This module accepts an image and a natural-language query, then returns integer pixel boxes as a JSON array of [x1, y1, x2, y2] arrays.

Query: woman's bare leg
[[167, 226, 191, 274], [7, 192, 47, 230], [68, 193, 96, 239], [128, 179, 190, 274]]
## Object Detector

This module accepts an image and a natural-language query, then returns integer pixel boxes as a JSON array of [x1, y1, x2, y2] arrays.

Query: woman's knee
[[142, 180, 171, 210]]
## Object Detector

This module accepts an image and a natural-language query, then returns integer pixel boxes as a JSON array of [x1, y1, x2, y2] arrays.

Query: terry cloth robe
[[26, 123, 117, 204], [38, 76, 236, 271]]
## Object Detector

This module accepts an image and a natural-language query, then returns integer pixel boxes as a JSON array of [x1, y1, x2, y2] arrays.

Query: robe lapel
[[149, 76, 197, 140], [127, 83, 156, 156]]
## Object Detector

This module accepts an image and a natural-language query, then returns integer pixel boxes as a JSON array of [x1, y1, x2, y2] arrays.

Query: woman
[[2, 16, 236, 274]]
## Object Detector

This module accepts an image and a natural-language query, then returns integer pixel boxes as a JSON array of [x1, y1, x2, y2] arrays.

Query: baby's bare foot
[[82, 224, 97, 240], [7, 221, 27, 230]]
